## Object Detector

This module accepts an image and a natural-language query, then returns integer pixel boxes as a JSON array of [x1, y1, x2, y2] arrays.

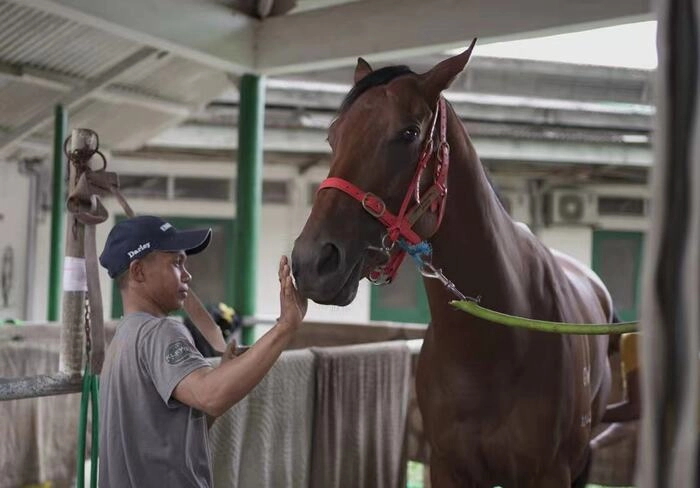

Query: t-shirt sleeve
[[139, 318, 212, 407]]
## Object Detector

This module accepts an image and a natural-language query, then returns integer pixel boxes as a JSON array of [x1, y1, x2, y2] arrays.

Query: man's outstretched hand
[[277, 255, 307, 333]]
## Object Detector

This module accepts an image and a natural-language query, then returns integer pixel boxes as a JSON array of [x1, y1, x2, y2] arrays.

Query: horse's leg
[[588, 334, 612, 426], [523, 463, 571, 488], [429, 455, 480, 488]]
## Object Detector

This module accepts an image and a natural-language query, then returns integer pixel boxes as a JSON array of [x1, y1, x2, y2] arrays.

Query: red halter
[[318, 97, 450, 284]]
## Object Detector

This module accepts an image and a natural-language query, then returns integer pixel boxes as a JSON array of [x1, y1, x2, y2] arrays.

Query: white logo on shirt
[[166, 341, 191, 364], [160, 223, 172, 232]]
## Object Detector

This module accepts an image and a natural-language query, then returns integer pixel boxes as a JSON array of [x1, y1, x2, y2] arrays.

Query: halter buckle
[[362, 192, 386, 218]]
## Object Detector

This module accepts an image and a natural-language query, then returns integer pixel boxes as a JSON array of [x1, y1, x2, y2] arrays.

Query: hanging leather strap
[[67, 168, 128, 374]]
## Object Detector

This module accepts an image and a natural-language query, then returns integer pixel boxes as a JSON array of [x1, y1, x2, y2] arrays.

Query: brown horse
[[291, 46, 612, 488]]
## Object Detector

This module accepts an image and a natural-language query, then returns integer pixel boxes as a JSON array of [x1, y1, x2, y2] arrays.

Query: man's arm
[[183, 290, 227, 354], [205, 339, 237, 427], [176, 319, 295, 417], [174, 256, 307, 418]]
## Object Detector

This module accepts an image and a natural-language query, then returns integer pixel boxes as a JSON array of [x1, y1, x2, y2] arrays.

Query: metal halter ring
[[381, 232, 397, 252], [362, 192, 386, 218], [369, 268, 392, 285], [63, 136, 107, 171]]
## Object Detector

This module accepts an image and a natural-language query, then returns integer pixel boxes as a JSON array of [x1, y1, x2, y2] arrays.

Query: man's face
[[140, 250, 191, 313]]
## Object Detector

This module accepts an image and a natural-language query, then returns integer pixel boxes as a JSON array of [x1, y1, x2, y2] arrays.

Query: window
[[174, 177, 231, 201], [598, 196, 646, 217], [118, 175, 167, 199], [263, 180, 289, 204]]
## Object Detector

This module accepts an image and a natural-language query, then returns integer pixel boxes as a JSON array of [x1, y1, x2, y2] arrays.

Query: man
[[98, 215, 307, 487]]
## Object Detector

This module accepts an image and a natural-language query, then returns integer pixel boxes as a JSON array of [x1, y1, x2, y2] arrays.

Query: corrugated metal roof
[[0, 1, 234, 157], [0, 0, 141, 79]]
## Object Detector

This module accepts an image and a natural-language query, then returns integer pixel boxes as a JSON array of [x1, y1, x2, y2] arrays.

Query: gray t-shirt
[[99, 312, 213, 487]]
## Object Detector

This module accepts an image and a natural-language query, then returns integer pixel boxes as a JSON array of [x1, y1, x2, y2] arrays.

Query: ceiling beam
[[0, 47, 157, 156], [0, 61, 191, 117], [255, 0, 652, 74], [208, 96, 653, 132], [147, 124, 652, 167], [22, 0, 256, 73], [20, 0, 652, 77]]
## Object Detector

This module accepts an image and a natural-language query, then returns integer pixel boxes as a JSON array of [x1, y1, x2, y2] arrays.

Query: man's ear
[[129, 259, 146, 283]]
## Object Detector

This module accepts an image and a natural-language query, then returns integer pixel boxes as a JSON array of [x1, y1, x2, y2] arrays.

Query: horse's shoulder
[[513, 221, 613, 321]]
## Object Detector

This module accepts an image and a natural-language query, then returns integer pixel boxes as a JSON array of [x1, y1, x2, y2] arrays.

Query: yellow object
[[620, 332, 640, 376], [218, 302, 235, 324]]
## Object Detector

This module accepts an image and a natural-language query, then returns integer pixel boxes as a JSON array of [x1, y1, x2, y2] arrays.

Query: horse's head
[[292, 43, 476, 305]]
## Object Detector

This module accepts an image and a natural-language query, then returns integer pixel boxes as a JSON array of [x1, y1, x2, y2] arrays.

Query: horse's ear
[[354, 57, 373, 84], [420, 38, 477, 103]]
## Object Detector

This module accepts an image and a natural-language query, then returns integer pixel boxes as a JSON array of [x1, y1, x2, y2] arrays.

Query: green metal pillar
[[234, 74, 265, 346], [48, 105, 66, 321]]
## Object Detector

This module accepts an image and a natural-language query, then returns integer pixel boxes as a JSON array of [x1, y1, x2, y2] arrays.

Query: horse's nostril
[[317, 242, 341, 276]]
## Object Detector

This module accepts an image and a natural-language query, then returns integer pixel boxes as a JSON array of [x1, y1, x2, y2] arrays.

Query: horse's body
[[292, 47, 612, 487]]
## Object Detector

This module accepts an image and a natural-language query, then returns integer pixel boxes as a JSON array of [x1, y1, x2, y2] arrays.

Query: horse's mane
[[340, 65, 415, 113]]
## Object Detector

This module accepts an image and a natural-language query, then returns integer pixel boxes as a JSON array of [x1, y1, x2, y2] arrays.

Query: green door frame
[[370, 264, 431, 324], [111, 215, 235, 318], [591, 230, 644, 322]]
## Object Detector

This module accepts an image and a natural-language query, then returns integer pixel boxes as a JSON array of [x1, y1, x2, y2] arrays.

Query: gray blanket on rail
[[309, 341, 411, 488], [0, 331, 81, 488], [209, 348, 316, 488]]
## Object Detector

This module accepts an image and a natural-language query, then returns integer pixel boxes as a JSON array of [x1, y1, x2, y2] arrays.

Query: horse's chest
[[423, 386, 572, 483], [417, 337, 592, 481]]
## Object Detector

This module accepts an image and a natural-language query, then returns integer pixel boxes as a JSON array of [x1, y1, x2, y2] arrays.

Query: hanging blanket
[[309, 341, 411, 488], [0, 337, 80, 488], [209, 348, 316, 488]]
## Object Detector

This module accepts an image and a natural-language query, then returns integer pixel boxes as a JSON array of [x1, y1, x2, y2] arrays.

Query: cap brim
[[158, 228, 212, 255]]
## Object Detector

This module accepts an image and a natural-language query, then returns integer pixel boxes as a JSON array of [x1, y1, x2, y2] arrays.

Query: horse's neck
[[425, 107, 541, 345]]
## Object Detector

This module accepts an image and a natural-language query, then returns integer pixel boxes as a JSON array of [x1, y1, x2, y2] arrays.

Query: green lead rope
[[451, 299, 639, 335], [76, 365, 100, 488]]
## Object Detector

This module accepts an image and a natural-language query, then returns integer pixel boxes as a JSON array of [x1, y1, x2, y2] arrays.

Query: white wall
[[0, 162, 30, 321], [11, 155, 646, 328], [539, 226, 593, 266], [32, 209, 52, 321]]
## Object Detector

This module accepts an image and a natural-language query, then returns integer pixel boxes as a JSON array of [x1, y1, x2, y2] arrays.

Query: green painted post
[[234, 74, 265, 346], [48, 105, 66, 321]]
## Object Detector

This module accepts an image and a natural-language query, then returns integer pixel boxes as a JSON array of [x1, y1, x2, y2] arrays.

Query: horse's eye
[[399, 126, 420, 143]]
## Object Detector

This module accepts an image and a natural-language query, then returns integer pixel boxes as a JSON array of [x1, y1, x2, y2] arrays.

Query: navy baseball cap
[[99, 215, 212, 278]]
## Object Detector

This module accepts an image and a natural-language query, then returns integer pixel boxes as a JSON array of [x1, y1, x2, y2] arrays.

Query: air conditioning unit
[[499, 189, 531, 224], [548, 189, 597, 225]]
